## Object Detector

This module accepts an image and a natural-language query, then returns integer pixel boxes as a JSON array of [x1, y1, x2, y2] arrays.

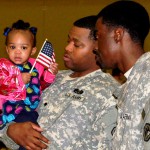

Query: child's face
[[6, 30, 36, 65]]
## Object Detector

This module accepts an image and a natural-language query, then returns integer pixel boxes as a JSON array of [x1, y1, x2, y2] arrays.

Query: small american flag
[[36, 40, 55, 68]]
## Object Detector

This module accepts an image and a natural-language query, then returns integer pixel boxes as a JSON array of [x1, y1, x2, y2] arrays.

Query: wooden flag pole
[[29, 38, 48, 73]]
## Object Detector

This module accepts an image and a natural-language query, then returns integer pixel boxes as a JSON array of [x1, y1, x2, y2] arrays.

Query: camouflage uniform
[[1, 69, 119, 150], [112, 52, 150, 150]]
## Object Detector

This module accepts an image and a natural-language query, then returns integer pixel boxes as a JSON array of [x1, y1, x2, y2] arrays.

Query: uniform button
[[44, 103, 47, 106]]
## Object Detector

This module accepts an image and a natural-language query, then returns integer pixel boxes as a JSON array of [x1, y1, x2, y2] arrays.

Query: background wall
[[0, 0, 150, 70]]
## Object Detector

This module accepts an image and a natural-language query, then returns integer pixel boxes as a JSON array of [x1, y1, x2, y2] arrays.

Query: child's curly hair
[[4, 19, 37, 47]]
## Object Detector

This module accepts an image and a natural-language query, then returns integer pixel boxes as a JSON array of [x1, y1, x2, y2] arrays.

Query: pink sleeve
[[42, 69, 56, 83], [29, 58, 56, 90]]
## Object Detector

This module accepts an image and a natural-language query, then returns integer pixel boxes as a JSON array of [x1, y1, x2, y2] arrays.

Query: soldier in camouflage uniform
[[94, 1, 150, 150], [0, 16, 120, 149]]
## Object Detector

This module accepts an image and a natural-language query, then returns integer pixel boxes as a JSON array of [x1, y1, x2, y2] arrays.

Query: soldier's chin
[[95, 56, 100, 65], [95, 58, 102, 67], [96, 60, 101, 67], [96, 61, 107, 70]]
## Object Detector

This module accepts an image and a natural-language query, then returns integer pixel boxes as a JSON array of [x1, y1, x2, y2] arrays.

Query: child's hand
[[49, 63, 58, 75], [21, 73, 31, 84]]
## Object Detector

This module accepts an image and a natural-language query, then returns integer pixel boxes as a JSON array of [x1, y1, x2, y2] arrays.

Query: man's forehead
[[68, 27, 90, 39]]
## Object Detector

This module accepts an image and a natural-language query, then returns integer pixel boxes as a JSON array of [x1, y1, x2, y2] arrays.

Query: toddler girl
[[0, 20, 58, 129]]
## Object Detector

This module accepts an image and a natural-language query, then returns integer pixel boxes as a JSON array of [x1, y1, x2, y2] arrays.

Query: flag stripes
[[36, 40, 55, 68]]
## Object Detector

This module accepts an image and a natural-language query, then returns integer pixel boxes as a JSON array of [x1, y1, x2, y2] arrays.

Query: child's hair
[[3, 20, 37, 47]]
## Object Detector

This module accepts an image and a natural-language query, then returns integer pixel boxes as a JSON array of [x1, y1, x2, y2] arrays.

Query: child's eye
[[22, 46, 27, 50], [10, 45, 15, 49]]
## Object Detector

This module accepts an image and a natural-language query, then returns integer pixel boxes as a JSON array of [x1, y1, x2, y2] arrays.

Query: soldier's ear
[[114, 28, 124, 43]]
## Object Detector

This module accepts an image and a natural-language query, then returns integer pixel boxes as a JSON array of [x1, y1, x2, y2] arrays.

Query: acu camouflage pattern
[[112, 52, 150, 150], [0, 69, 119, 150], [37, 69, 119, 150]]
